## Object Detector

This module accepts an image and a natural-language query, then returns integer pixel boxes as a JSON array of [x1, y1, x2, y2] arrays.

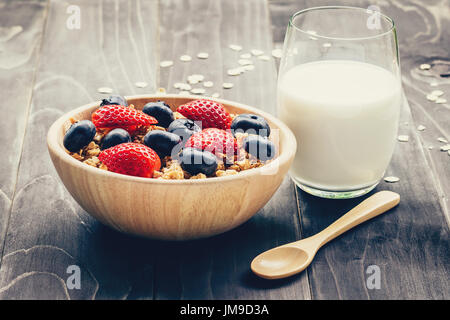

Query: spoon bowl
[[251, 246, 312, 279]]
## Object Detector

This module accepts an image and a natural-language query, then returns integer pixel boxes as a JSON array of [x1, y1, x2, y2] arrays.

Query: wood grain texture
[[155, 0, 310, 299], [0, 0, 48, 266], [0, 0, 159, 299], [269, 0, 450, 299]]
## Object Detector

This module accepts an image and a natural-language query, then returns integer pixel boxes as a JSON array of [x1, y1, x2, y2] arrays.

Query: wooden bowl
[[47, 94, 297, 240]]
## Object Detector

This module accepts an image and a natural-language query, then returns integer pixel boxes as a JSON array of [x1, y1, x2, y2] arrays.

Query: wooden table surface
[[0, 0, 448, 300]]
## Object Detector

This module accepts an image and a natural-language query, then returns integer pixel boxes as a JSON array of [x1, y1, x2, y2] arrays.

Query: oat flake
[[191, 88, 205, 95], [257, 55, 270, 61], [223, 82, 234, 89], [211, 92, 220, 98], [229, 44, 242, 51], [420, 63, 431, 70], [97, 87, 113, 94], [398, 135, 409, 142], [227, 68, 242, 76], [384, 176, 400, 183], [160, 60, 174, 67], [240, 53, 251, 59], [417, 125, 426, 131], [251, 49, 264, 56], [180, 55, 192, 62], [243, 64, 255, 71], [437, 137, 448, 143], [431, 90, 444, 97], [435, 98, 447, 104], [197, 52, 209, 59], [271, 49, 282, 59], [238, 59, 253, 66], [426, 94, 438, 101], [440, 144, 450, 151], [203, 81, 213, 88], [135, 81, 148, 88]]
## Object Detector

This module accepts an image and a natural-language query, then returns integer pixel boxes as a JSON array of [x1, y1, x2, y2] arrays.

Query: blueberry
[[180, 148, 218, 176], [167, 119, 201, 141], [63, 120, 96, 152], [143, 130, 182, 158], [142, 101, 174, 128], [100, 95, 128, 107], [101, 128, 131, 150], [243, 135, 276, 161], [231, 113, 270, 137]]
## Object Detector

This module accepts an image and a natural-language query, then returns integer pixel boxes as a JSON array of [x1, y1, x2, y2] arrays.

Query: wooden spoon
[[251, 191, 400, 279]]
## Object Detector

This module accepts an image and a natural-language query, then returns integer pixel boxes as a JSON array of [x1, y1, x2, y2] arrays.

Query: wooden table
[[0, 0, 448, 300]]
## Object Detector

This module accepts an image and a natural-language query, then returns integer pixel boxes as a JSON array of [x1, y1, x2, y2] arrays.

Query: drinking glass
[[277, 6, 401, 199]]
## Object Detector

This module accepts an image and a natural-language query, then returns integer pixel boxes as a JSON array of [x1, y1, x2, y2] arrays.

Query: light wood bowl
[[47, 94, 297, 240]]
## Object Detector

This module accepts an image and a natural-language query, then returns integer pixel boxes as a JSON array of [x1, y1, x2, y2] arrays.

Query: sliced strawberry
[[176, 99, 232, 130], [185, 128, 237, 158], [92, 105, 157, 133], [98, 142, 161, 178]]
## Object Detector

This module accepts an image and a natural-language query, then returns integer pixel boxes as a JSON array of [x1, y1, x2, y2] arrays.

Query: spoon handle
[[313, 191, 400, 248]]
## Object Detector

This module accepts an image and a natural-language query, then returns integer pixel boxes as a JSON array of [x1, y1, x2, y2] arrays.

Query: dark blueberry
[[143, 130, 182, 158], [142, 101, 174, 128], [100, 95, 128, 107], [243, 135, 276, 161], [231, 113, 270, 137], [180, 148, 218, 176], [63, 120, 96, 153], [101, 128, 131, 150], [167, 118, 201, 141]]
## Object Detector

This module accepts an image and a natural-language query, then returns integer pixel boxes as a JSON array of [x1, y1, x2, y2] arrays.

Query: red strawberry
[[185, 128, 237, 157], [92, 105, 157, 133], [177, 99, 232, 130], [98, 142, 161, 178]]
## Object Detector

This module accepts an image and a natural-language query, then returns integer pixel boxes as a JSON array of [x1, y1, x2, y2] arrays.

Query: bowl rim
[[47, 94, 297, 185]]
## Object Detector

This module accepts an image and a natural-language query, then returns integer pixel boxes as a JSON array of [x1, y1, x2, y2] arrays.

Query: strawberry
[[176, 99, 232, 130], [98, 142, 161, 178], [185, 128, 237, 158], [92, 105, 157, 133]]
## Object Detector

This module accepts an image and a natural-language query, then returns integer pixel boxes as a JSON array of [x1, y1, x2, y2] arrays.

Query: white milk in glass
[[278, 60, 401, 191]]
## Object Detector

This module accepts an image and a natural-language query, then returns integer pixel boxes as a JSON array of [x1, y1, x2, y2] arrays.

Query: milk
[[278, 60, 401, 191]]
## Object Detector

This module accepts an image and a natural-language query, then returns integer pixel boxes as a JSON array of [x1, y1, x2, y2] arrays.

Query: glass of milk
[[277, 6, 402, 199]]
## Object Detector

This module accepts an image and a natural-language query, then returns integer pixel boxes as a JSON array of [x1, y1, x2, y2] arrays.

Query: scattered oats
[[135, 81, 148, 88], [384, 176, 400, 183], [240, 53, 252, 59], [179, 83, 192, 91], [251, 49, 264, 56], [187, 77, 199, 85], [238, 59, 253, 66], [437, 137, 448, 143], [440, 144, 450, 151], [174, 82, 184, 89], [435, 98, 447, 104], [179, 91, 190, 95], [428, 146, 434, 150], [227, 68, 243, 76], [160, 60, 174, 67], [197, 52, 209, 59], [211, 92, 220, 98], [426, 94, 438, 101], [97, 87, 113, 94], [417, 125, 426, 131], [223, 82, 234, 89], [158, 87, 166, 94], [430, 82, 439, 87], [398, 135, 409, 142], [243, 64, 255, 71], [188, 74, 204, 84], [257, 55, 270, 61], [419, 63, 431, 70], [271, 48, 283, 58], [322, 42, 332, 48], [203, 81, 213, 88], [431, 90, 444, 97], [190, 88, 206, 95], [229, 44, 243, 51]]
